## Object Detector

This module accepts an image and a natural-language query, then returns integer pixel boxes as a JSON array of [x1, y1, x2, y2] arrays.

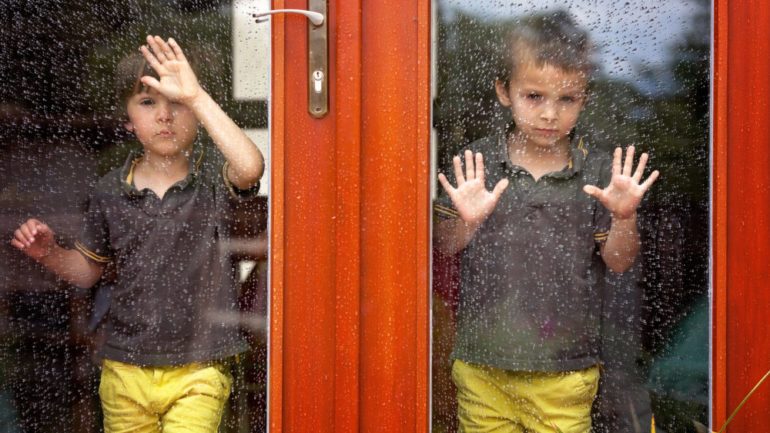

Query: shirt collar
[[120, 144, 205, 195], [497, 130, 589, 179]]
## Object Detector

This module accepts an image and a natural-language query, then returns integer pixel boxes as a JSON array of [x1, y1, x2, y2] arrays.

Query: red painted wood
[[269, 2, 286, 431], [271, 0, 337, 432], [269, 0, 770, 432], [271, 0, 770, 431], [714, 1, 770, 431], [334, 0, 363, 431], [271, 1, 430, 432], [712, 0, 728, 427], [359, 1, 431, 432]]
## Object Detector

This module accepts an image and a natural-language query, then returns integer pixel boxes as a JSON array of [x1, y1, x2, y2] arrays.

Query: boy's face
[[124, 87, 198, 157], [496, 62, 587, 148]]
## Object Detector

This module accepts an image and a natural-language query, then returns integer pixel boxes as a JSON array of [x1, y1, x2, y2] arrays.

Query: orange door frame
[[270, 1, 431, 432], [713, 1, 770, 430], [269, 0, 770, 432]]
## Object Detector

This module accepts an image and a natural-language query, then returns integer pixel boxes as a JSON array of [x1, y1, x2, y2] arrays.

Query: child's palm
[[438, 151, 509, 226], [140, 35, 202, 103], [583, 146, 659, 219], [155, 62, 199, 101]]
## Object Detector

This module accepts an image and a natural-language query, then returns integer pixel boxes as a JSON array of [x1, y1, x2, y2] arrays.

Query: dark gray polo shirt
[[435, 133, 612, 371], [75, 145, 257, 366]]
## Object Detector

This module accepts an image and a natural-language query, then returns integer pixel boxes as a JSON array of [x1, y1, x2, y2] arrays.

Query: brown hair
[[113, 47, 200, 121], [113, 51, 158, 121], [496, 11, 595, 87]]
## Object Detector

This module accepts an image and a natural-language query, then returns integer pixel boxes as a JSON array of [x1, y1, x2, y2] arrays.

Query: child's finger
[[140, 45, 166, 75], [640, 170, 660, 190], [632, 153, 649, 183], [19, 225, 35, 244], [25, 218, 44, 235], [453, 156, 465, 186], [583, 184, 603, 199], [34, 221, 51, 237], [154, 36, 177, 61], [12, 228, 26, 244], [10, 238, 26, 250], [168, 38, 187, 62], [140, 76, 161, 92], [464, 150, 474, 181], [438, 173, 455, 193], [14, 230, 31, 247], [611, 147, 622, 177], [147, 35, 170, 63], [491, 178, 509, 200], [475, 152, 485, 183], [623, 145, 635, 177]]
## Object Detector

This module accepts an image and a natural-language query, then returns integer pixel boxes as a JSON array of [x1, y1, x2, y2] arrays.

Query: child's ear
[[123, 121, 134, 133], [495, 79, 513, 108], [580, 92, 590, 110]]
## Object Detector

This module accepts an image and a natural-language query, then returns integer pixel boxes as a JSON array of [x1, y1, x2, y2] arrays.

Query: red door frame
[[713, 0, 770, 430], [269, 1, 431, 432], [270, 0, 770, 432]]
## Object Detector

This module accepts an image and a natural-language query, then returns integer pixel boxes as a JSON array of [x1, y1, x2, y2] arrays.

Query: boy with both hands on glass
[[11, 35, 264, 433], [433, 14, 659, 433]]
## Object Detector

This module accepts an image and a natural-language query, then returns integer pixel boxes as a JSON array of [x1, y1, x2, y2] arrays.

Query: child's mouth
[[534, 128, 558, 135]]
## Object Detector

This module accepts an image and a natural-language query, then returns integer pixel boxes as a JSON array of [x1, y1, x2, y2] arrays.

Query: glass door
[[430, 1, 710, 432], [1, 1, 270, 431]]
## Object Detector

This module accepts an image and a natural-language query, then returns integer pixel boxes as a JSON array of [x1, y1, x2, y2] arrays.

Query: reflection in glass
[[431, 1, 710, 432], [1, 2, 269, 432]]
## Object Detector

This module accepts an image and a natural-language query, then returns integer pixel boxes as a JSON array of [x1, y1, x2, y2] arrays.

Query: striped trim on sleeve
[[222, 161, 260, 199], [74, 241, 112, 263], [222, 161, 240, 199], [593, 231, 609, 243], [434, 203, 459, 219]]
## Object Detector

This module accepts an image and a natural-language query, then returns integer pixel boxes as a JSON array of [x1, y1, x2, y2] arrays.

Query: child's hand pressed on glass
[[438, 150, 510, 226], [140, 35, 202, 104], [583, 146, 659, 219]]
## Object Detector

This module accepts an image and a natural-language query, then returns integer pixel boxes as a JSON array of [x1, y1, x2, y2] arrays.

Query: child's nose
[[540, 101, 558, 121], [156, 103, 173, 122]]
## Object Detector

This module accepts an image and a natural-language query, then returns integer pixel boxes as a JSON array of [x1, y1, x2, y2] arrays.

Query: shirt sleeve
[[433, 161, 459, 221], [221, 161, 261, 201], [593, 157, 613, 243], [74, 194, 112, 264]]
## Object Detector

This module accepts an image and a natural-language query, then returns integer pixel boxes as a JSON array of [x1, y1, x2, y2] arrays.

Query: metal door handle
[[253, 2, 329, 118], [253, 9, 324, 26]]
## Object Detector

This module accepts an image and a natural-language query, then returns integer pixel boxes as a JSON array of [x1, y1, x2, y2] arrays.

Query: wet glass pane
[[431, 1, 710, 432], [0, 1, 269, 432]]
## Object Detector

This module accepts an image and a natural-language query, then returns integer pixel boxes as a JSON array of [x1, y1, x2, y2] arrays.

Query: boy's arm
[[188, 91, 264, 189], [583, 146, 659, 273], [434, 150, 508, 256], [11, 219, 103, 289], [141, 36, 265, 190], [600, 214, 640, 273], [434, 217, 483, 257]]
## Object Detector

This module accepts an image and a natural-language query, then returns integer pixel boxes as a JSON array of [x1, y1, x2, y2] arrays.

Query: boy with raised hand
[[11, 35, 264, 433], [433, 13, 658, 433]]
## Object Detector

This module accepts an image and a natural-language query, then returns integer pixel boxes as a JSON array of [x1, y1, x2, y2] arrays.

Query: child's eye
[[139, 99, 154, 106], [559, 96, 577, 103], [525, 92, 543, 100]]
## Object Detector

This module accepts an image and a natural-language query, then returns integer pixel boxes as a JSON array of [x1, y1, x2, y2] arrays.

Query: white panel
[[232, 0, 271, 100], [431, 129, 438, 201], [245, 128, 269, 196]]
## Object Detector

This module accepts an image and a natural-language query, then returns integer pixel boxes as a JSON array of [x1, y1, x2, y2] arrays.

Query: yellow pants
[[452, 360, 600, 433], [99, 359, 232, 433]]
